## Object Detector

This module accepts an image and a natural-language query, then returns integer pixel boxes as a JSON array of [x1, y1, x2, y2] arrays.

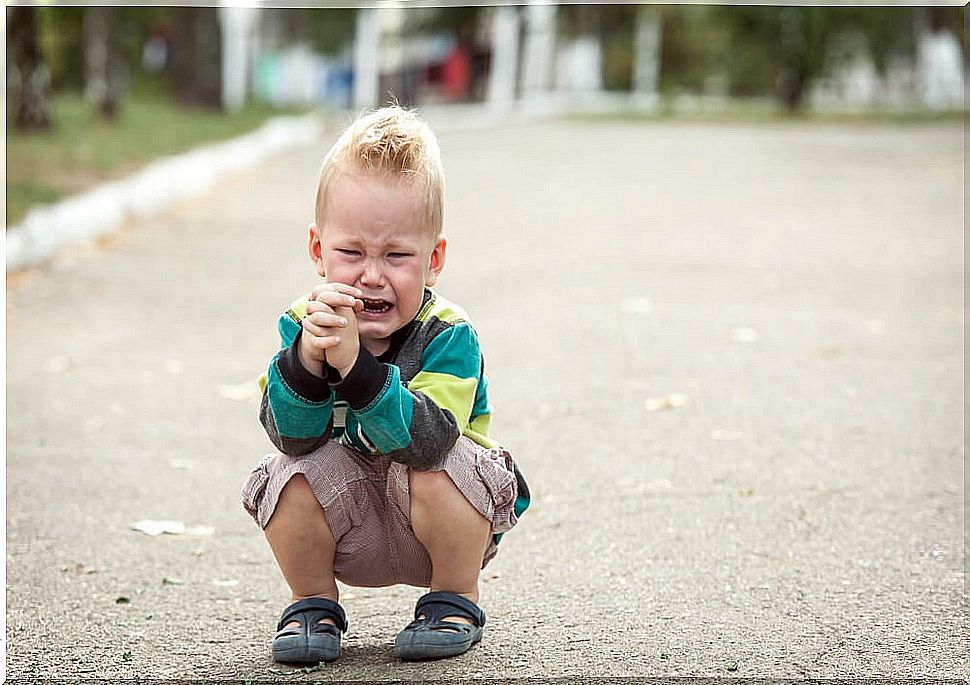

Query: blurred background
[[7, 3, 966, 227]]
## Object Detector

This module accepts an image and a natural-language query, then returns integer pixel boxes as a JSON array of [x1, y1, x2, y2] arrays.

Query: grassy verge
[[567, 96, 967, 127], [7, 93, 308, 226]]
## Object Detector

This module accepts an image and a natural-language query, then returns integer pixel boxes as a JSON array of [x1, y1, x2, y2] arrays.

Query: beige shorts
[[241, 436, 520, 588]]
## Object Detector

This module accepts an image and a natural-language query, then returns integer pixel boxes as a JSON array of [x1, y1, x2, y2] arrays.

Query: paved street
[[6, 117, 965, 680]]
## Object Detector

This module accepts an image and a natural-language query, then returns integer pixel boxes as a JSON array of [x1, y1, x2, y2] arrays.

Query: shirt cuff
[[276, 331, 332, 402], [332, 346, 389, 410]]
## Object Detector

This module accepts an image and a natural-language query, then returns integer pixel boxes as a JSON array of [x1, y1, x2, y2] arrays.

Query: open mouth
[[361, 298, 393, 314]]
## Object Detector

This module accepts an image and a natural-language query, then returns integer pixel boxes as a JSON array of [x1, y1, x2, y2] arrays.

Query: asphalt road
[[6, 117, 966, 680]]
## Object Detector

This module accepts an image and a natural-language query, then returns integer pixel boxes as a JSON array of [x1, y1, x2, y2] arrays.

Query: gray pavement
[[6, 118, 966, 680]]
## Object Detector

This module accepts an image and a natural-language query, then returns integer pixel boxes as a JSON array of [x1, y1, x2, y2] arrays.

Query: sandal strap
[[414, 591, 486, 627], [278, 597, 348, 633]]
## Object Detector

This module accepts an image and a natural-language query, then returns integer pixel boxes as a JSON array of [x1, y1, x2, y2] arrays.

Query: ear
[[425, 235, 447, 287], [307, 222, 326, 277]]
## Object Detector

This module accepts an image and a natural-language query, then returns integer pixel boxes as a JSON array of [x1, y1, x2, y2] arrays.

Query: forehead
[[324, 171, 428, 245]]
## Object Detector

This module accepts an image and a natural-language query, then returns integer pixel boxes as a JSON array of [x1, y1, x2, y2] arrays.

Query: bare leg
[[264, 474, 339, 627], [408, 469, 491, 623]]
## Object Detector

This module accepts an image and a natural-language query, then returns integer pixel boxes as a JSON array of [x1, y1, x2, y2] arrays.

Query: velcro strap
[[278, 597, 348, 632], [414, 591, 486, 627]]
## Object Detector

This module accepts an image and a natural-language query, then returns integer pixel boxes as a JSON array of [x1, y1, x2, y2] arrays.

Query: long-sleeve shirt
[[259, 288, 497, 471]]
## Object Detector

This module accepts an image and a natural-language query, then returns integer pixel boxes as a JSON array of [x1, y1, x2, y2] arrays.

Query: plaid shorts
[[241, 436, 520, 588]]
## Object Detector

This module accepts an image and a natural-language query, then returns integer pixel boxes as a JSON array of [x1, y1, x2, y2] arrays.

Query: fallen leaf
[[727, 661, 739, 672], [621, 297, 653, 315], [131, 520, 185, 536], [130, 520, 214, 537], [116, 597, 131, 604], [645, 393, 689, 412], [62, 563, 98, 574], [812, 346, 843, 360], [46, 356, 71, 373], [220, 382, 258, 401], [162, 577, 184, 586], [565, 401, 587, 416], [710, 429, 743, 441], [732, 327, 758, 343]]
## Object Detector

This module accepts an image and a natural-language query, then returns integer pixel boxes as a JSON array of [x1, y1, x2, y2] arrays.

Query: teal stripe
[[265, 363, 333, 439], [354, 364, 414, 453], [421, 322, 480, 380]]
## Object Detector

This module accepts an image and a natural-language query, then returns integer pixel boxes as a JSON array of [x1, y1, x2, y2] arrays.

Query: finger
[[306, 300, 336, 316], [302, 328, 342, 349], [306, 311, 347, 329], [332, 304, 360, 321], [314, 290, 360, 309], [311, 282, 363, 300], [303, 319, 339, 338]]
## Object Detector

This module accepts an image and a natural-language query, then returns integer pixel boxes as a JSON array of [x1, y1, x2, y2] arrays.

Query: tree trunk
[[7, 6, 53, 131], [777, 7, 808, 112], [171, 7, 223, 109], [84, 6, 122, 120]]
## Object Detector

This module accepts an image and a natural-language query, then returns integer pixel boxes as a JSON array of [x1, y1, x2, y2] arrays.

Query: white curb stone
[[7, 113, 323, 272]]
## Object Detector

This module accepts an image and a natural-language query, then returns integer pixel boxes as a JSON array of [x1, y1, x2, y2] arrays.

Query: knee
[[408, 469, 457, 506], [276, 474, 321, 514]]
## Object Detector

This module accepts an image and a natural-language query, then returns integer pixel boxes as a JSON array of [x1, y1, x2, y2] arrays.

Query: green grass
[[7, 93, 308, 226], [568, 97, 967, 127]]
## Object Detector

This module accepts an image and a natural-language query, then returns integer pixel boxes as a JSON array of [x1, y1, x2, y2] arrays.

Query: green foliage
[[36, 6, 85, 91], [659, 6, 731, 94], [600, 6, 636, 91], [713, 7, 919, 100]]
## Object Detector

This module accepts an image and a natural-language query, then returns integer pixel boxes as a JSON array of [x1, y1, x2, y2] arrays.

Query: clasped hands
[[297, 282, 364, 379]]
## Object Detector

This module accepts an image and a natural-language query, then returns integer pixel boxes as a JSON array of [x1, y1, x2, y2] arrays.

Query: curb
[[6, 113, 324, 273]]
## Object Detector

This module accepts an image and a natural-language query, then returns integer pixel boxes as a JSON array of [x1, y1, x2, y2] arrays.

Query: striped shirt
[[259, 288, 496, 470]]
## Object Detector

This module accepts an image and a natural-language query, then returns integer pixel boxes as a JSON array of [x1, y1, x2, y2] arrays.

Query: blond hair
[[315, 105, 444, 241]]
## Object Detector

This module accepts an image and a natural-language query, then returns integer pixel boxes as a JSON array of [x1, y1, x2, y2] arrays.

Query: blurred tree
[[715, 7, 919, 110], [8, 6, 53, 131], [171, 7, 222, 108], [84, 6, 123, 119], [599, 5, 636, 91], [304, 8, 358, 55], [658, 6, 728, 94], [37, 7, 85, 92]]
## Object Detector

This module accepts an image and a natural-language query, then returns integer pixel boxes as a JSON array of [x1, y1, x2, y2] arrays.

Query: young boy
[[241, 106, 529, 664]]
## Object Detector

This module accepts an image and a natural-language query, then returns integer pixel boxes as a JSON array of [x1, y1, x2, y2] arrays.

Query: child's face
[[310, 171, 446, 353]]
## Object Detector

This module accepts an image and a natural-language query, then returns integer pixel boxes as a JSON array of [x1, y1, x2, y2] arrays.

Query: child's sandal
[[272, 597, 347, 664], [393, 591, 485, 661]]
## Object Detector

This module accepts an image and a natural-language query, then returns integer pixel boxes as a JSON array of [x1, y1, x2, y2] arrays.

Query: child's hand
[[298, 283, 363, 377]]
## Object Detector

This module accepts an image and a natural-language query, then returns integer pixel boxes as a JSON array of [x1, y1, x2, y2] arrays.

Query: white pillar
[[918, 29, 964, 111], [487, 6, 520, 111], [519, 3, 557, 99], [354, 8, 380, 110], [219, 5, 256, 113], [631, 7, 661, 110]]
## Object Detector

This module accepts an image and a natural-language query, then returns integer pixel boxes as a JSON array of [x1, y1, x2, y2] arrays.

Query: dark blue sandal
[[272, 597, 347, 664], [394, 591, 485, 660]]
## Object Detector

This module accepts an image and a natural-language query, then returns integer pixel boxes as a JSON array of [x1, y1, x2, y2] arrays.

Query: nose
[[359, 258, 385, 288]]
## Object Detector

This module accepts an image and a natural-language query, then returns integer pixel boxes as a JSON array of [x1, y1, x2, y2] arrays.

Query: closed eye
[[388, 252, 413, 259], [336, 249, 361, 256]]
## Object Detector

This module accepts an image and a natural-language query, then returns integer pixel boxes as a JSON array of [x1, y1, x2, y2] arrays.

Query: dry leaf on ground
[[645, 393, 689, 411]]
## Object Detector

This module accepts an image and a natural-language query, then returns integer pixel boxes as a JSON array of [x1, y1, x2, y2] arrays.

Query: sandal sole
[[394, 630, 483, 661], [273, 635, 341, 664]]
